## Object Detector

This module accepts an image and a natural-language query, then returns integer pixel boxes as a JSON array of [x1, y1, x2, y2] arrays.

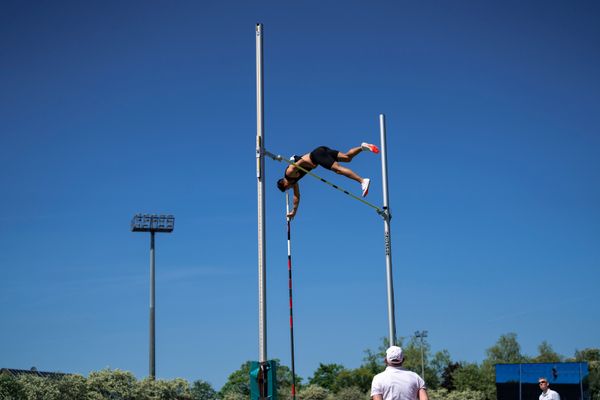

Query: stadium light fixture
[[131, 213, 175, 380]]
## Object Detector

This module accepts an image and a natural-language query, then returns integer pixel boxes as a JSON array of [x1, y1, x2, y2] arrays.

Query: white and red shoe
[[361, 142, 380, 154], [361, 178, 371, 197]]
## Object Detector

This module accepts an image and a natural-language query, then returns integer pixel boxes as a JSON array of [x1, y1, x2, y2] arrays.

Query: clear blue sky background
[[1, 0, 598, 390]]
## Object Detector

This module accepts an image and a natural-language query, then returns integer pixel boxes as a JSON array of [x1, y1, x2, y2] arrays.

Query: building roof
[[0, 367, 69, 379]]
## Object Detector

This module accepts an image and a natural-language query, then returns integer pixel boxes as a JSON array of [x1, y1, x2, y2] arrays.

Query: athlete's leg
[[330, 161, 363, 183], [336, 146, 363, 162], [337, 142, 379, 162]]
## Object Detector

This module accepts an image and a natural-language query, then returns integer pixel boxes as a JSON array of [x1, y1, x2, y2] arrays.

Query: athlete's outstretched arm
[[287, 184, 300, 219]]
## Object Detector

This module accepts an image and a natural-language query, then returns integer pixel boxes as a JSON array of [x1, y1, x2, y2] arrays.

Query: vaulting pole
[[285, 193, 297, 400], [380, 113, 397, 345], [255, 23, 270, 400]]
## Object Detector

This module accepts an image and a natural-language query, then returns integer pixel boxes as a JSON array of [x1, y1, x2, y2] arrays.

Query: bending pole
[[380, 113, 397, 345], [256, 22, 268, 374], [285, 193, 297, 400]]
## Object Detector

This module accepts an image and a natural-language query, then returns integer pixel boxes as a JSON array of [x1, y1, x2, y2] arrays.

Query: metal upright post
[[255, 23, 270, 400], [149, 231, 156, 379], [256, 23, 267, 365], [380, 113, 397, 345]]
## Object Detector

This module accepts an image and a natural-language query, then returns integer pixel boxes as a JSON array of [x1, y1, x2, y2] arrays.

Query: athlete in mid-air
[[276, 143, 379, 219]]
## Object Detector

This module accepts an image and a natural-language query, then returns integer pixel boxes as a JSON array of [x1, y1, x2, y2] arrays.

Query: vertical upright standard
[[379, 114, 397, 345], [131, 214, 175, 380], [256, 23, 267, 365], [255, 22, 272, 400]]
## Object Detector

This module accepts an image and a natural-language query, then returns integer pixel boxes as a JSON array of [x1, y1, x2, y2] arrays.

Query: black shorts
[[309, 146, 339, 170]]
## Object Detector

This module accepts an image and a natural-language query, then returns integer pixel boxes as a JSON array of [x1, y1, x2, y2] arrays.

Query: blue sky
[[1, 0, 598, 390]]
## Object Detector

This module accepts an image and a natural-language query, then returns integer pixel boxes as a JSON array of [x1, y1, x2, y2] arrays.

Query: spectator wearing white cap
[[370, 346, 429, 400], [539, 377, 560, 400]]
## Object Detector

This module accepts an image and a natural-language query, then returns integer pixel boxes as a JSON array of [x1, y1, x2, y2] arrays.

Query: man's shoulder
[[372, 369, 387, 379], [378, 367, 421, 378]]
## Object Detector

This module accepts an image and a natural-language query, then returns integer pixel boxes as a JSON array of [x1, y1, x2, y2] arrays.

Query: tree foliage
[[452, 362, 488, 394], [218, 362, 251, 399], [573, 348, 600, 400], [17, 374, 61, 400], [429, 388, 485, 400], [1, 334, 597, 400], [0, 373, 25, 400], [218, 359, 301, 400], [0, 369, 217, 400], [533, 341, 563, 363], [484, 333, 527, 364], [136, 377, 192, 400], [87, 369, 138, 400], [308, 363, 346, 391], [190, 379, 218, 400], [298, 384, 330, 400], [333, 385, 368, 400]]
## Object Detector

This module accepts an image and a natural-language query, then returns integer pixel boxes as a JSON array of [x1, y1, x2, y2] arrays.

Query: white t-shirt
[[371, 366, 426, 400], [540, 389, 560, 400]]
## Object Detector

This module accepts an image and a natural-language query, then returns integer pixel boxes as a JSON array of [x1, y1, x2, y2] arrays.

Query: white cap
[[386, 346, 404, 364]]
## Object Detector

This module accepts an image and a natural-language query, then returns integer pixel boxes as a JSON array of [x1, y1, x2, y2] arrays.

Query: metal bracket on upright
[[379, 206, 392, 222]]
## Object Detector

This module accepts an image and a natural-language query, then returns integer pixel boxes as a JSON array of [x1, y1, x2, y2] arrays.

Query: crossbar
[[263, 149, 384, 215]]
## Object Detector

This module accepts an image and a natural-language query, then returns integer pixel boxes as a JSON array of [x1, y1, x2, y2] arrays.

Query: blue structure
[[496, 362, 589, 400]]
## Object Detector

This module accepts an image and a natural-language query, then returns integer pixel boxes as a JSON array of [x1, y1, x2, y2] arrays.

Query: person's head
[[539, 377, 549, 391], [385, 346, 404, 366], [277, 178, 289, 192]]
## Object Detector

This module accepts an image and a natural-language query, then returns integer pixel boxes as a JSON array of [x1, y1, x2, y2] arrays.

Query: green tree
[[87, 369, 138, 400], [573, 348, 600, 400], [440, 362, 460, 391], [219, 360, 299, 400], [429, 388, 485, 400], [484, 333, 527, 364], [136, 377, 192, 400], [56, 374, 88, 400], [219, 362, 251, 399], [415, 349, 450, 390], [275, 362, 300, 400], [332, 367, 374, 393], [430, 349, 452, 386], [452, 362, 488, 395], [308, 363, 346, 391], [398, 336, 424, 375], [331, 385, 367, 400], [298, 384, 329, 400], [361, 336, 405, 374], [532, 341, 562, 363], [477, 333, 528, 400], [17, 374, 61, 400], [221, 392, 245, 400], [0, 373, 25, 400], [190, 379, 218, 400]]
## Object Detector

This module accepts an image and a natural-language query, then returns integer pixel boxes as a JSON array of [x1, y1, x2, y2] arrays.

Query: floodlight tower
[[131, 214, 175, 380], [415, 330, 428, 378]]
